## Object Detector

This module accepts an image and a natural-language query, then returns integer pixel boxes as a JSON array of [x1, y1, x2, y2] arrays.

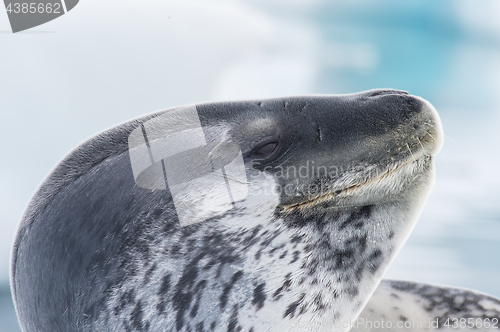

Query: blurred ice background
[[1, 0, 499, 330]]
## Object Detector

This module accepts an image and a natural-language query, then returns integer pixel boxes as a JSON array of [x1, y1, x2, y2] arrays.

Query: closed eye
[[252, 142, 277, 157]]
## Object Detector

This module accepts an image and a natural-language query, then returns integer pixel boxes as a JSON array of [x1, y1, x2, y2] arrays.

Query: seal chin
[[280, 154, 434, 212], [336, 154, 435, 207]]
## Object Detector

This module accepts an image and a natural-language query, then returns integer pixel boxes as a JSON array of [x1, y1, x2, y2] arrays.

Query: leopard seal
[[11, 89, 495, 332]]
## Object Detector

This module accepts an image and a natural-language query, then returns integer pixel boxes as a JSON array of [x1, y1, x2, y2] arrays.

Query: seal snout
[[398, 96, 444, 161], [414, 97, 444, 156]]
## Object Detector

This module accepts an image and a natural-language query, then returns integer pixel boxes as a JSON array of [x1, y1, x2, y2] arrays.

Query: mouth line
[[280, 154, 430, 212]]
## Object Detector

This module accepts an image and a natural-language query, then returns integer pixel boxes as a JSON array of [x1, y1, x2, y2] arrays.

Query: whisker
[[406, 143, 416, 161], [417, 137, 427, 156], [425, 131, 438, 144], [427, 122, 453, 142], [443, 133, 454, 142]]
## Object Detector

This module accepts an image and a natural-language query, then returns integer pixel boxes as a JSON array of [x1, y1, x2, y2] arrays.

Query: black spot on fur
[[391, 293, 400, 299], [131, 301, 147, 331], [190, 280, 207, 318], [273, 273, 292, 300], [171, 244, 182, 256], [114, 289, 136, 316], [368, 249, 383, 273], [242, 226, 263, 247], [252, 283, 267, 310], [346, 287, 359, 297], [269, 243, 285, 255], [158, 274, 172, 295], [220, 271, 244, 310], [156, 273, 172, 314], [227, 305, 240, 332], [339, 205, 372, 230], [354, 263, 365, 281], [283, 294, 305, 318], [172, 253, 205, 330], [290, 251, 300, 263], [143, 263, 157, 285], [333, 248, 355, 269], [281, 209, 326, 228], [259, 230, 281, 247]]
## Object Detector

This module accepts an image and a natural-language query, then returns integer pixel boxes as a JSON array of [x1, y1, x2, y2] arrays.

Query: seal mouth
[[281, 151, 432, 213]]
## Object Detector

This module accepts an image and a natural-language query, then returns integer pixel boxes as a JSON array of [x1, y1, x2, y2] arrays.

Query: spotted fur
[[352, 280, 500, 332]]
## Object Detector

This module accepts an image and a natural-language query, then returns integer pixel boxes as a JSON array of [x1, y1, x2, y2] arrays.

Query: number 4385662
[[443, 317, 499, 329], [5, 3, 61, 14]]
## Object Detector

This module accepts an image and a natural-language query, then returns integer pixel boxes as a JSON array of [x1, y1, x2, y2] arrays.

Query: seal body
[[353, 280, 500, 332], [11, 90, 449, 331]]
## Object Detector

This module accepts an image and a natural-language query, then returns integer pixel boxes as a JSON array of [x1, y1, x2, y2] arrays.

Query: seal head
[[11, 89, 443, 331]]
